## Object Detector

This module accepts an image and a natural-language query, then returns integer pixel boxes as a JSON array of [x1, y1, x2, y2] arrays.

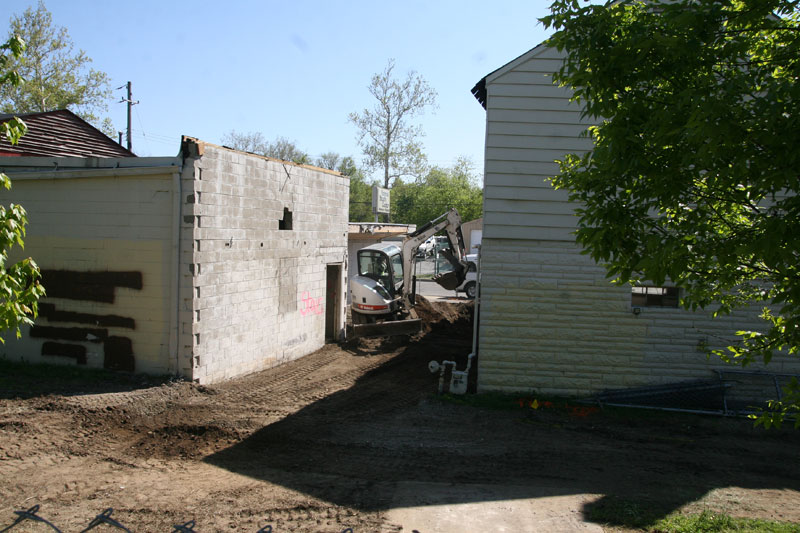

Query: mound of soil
[[130, 424, 240, 459], [414, 295, 474, 334]]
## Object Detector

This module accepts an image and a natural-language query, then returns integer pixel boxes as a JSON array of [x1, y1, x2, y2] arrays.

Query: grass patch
[[655, 510, 800, 532], [587, 496, 667, 530], [436, 391, 531, 410], [587, 497, 800, 532], [437, 391, 602, 418], [438, 390, 740, 428], [1, 357, 118, 383], [0, 357, 171, 397]]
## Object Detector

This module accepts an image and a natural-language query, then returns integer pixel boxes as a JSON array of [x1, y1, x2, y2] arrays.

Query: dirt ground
[[1, 298, 799, 532]]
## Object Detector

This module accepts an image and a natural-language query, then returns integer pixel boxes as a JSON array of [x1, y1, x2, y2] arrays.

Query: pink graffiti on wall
[[300, 291, 324, 316]]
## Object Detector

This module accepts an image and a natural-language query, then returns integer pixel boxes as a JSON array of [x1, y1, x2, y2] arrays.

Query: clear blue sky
[[2, 1, 557, 180]]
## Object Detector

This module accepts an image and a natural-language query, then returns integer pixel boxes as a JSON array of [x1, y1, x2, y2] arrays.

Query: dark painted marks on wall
[[35, 270, 142, 370], [41, 342, 87, 364], [104, 336, 134, 372], [38, 303, 136, 329], [30, 325, 107, 342], [284, 333, 307, 348], [41, 270, 143, 303]]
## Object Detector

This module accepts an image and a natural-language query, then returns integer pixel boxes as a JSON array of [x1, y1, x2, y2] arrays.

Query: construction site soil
[[1, 297, 799, 532]]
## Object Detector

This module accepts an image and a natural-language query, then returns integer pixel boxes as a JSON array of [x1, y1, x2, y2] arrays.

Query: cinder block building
[[0, 136, 349, 384]]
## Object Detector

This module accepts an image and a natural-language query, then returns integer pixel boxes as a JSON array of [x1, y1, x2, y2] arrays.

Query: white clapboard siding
[[488, 122, 590, 138], [484, 185, 569, 202], [487, 133, 592, 151], [483, 45, 595, 241]]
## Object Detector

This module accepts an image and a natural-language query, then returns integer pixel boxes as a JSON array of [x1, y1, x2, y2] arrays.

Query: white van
[[454, 253, 478, 299]]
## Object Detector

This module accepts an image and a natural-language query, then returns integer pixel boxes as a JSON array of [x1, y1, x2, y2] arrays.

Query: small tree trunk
[[384, 159, 391, 223]]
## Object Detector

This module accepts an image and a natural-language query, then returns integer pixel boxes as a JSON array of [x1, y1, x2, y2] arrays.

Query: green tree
[[0, 1, 111, 128], [315, 152, 341, 171], [331, 154, 375, 222], [542, 0, 800, 427], [349, 59, 437, 191], [0, 35, 45, 341], [348, 170, 375, 223], [220, 130, 269, 154], [267, 136, 310, 165], [390, 157, 483, 227], [220, 130, 310, 164]]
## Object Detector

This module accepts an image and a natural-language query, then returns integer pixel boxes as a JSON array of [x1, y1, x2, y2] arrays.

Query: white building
[[471, 43, 799, 402]]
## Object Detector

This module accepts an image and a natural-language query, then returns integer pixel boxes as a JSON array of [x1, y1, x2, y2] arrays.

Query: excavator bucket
[[433, 248, 467, 290], [351, 317, 422, 338], [434, 270, 466, 291]]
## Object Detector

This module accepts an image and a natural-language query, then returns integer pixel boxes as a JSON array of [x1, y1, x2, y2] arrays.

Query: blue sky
[[2, 1, 557, 179]]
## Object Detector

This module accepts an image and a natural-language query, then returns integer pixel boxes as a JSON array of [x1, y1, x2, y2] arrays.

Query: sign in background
[[372, 186, 390, 215]]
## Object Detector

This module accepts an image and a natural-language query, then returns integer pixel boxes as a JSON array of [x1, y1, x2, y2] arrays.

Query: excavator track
[[350, 317, 422, 338]]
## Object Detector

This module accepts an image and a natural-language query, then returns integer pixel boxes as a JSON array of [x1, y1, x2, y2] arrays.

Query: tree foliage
[[543, 0, 800, 427], [349, 59, 437, 189], [390, 157, 483, 228], [0, 1, 111, 127], [315, 152, 342, 171], [220, 130, 310, 164], [0, 35, 45, 342], [348, 168, 375, 223]]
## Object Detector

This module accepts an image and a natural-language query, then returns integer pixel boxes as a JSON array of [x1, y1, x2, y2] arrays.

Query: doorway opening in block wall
[[325, 264, 342, 342]]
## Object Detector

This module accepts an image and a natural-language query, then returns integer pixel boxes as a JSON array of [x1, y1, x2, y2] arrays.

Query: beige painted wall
[[0, 163, 180, 376]]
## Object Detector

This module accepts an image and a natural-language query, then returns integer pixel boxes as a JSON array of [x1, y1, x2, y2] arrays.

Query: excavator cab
[[357, 247, 403, 297], [350, 243, 405, 318]]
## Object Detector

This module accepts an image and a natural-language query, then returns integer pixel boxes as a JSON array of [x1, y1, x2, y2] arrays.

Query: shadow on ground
[[0, 358, 171, 399], [205, 309, 800, 528]]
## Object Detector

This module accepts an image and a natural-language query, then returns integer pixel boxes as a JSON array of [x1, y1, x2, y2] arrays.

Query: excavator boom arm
[[400, 208, 467, 307]]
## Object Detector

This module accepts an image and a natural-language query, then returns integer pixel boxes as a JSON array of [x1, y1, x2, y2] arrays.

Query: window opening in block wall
[[279, 207, 293, 230], [631, 286, 680, 307]]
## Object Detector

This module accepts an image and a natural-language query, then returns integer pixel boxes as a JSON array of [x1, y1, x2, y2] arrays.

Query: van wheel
[[464, 281, 477, 299]]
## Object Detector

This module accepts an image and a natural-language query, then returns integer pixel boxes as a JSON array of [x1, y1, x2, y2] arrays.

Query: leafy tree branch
[[543, 0, 800, 427], [0, 34, 45, 342]]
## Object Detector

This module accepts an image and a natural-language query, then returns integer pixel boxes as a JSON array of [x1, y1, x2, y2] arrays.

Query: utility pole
[[117, 81, 139, 151]]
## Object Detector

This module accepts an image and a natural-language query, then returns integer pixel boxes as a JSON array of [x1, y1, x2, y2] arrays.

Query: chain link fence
[[0, 505, 355, 533], [589, 370, 798, 418]]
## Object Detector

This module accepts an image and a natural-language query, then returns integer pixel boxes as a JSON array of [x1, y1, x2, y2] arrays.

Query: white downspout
[[169, 169, 182, 376], [469, 244, 481, 373]]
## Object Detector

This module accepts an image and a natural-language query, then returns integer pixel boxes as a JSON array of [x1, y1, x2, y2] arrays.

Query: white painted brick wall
[[477, 238, 800, 397]]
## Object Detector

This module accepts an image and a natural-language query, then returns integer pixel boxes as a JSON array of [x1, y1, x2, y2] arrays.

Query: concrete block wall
[[0, 165, 181, 376], [477, 238, 798, 396], [180, 140, 349, 384]]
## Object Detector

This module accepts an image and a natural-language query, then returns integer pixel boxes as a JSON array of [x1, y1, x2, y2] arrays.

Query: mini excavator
[[348, 208, 470, 338]]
